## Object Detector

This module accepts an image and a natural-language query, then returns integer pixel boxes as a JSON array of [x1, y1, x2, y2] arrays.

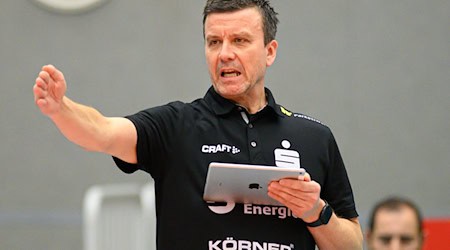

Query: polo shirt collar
[[204, 86, 285, 118]]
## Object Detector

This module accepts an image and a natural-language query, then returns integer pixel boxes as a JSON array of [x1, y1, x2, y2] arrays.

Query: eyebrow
[[378, 235, 392, 241], [233, 31, 253, 37], [205, 30, 253, 40], [378, 234, 415, 241], [400, 235, 414, 241]]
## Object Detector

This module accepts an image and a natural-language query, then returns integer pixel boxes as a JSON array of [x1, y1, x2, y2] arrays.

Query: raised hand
[[33, 65, 67, 116]]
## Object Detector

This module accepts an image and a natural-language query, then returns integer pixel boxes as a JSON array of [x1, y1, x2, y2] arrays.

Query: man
[[366, 197, 424, 250], [33, 0, 362, 249]]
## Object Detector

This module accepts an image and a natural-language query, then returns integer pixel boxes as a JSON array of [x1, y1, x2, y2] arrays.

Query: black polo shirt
[[114, 87, 358, 250]]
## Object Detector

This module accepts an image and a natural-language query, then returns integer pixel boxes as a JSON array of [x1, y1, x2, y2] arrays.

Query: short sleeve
[[322, 132, 359, 219]]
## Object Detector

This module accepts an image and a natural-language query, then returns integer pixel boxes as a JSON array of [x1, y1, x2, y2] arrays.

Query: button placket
[[247, 122, 264, 163]]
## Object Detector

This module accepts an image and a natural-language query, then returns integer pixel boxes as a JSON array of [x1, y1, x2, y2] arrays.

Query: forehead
[[204, 7, 263, 36], [373, 207, 420, 236]]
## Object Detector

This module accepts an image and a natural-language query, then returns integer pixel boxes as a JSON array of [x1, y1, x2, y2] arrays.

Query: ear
[[420, 229, 427, 247], [266, 39, 278, 67], [365, 231, 373, 244]]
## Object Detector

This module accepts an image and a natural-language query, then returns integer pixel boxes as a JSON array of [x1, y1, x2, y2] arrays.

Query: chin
[[214, 84, 245, 99]]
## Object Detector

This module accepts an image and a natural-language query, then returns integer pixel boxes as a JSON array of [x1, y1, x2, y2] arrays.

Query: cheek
[[205, 55, 216, 72], [205, 50, 212, 62]]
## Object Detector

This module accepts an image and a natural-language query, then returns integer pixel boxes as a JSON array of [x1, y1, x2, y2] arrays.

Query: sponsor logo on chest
[[201, 144, 241, 154], [209, 237, 295, 250]]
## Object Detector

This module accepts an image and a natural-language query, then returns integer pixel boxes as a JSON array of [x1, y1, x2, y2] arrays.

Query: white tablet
[[203, 162, 305, 206]]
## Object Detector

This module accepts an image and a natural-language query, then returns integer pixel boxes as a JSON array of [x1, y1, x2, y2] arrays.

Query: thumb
[[298, 172, 311, 182]]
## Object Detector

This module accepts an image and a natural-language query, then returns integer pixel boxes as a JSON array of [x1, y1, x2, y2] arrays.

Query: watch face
[[322, 203, 333, 224], [32, 0, 110, 14], [305, 202, 333, 227]]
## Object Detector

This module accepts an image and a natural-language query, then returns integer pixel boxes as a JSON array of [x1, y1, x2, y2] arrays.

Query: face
[[367, 206, 423, 250], [204, 7, 278, 105]]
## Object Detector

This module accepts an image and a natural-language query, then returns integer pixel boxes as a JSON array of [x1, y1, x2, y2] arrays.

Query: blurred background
[[1, 0, 449, 249]]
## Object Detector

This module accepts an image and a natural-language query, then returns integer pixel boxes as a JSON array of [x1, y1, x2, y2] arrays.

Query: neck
[[234, 92, 267, 114], [213, 85, 267, 114], [243, 99, 267, 114]]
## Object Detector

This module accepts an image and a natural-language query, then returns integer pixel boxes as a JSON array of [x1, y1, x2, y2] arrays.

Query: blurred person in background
[[366, 196, 424, 250]]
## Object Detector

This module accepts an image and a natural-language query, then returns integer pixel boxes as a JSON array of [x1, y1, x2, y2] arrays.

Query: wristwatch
[[305, 200, 333, 227]]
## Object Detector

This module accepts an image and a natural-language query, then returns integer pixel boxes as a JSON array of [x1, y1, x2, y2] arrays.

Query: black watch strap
[[305, 200, 333, 227]]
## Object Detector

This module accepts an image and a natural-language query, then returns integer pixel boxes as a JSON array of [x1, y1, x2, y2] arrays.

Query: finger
[[277, 179, 321, 197], [35, 77, 47, 91], [33, 83, 47, 103], [42, 64, 55, 73], [35, 98, 48, 109], [33, 89, 49, 107], [268, 191, 289, 205], [272, 190, 304, 204], [277, 178, 300, 187], [303, 172, 311, 182], [269, 181, 308, 201], [33, 79, 48, 96], [43, 64, 64, 82], [39, 71, 51, 84], [33, 83, 44, 98], [269, 186, 321, 218], [268, 189, 309, 211], [268, 189, 296, 205]]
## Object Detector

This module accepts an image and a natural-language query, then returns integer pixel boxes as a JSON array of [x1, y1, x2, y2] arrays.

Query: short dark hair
[[203, 0, 279, 45], [368, 196, 423, 236]]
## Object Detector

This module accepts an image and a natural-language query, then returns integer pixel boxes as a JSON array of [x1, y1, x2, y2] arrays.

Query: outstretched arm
[[33, 65, 137, 163]]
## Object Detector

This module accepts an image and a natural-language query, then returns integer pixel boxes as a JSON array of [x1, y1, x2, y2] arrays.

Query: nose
[[388, 238, 401, 250], [219, 41, 236, 62]]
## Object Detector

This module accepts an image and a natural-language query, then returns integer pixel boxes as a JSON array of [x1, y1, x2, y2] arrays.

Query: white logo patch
[[274, 140, 301, 168]]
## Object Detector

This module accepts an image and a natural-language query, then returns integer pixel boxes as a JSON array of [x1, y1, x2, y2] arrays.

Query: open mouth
[[220, 69, 241, 78]]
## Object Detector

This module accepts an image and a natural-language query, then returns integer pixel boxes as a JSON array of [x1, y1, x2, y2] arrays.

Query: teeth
[[222, 72, 240, 77]]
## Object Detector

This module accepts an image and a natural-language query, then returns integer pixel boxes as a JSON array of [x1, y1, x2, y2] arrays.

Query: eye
[[234, 38, 246, 44], [208, 40, 220, 47], [378, 235, 392, 245], [400, 235, 414, 245]]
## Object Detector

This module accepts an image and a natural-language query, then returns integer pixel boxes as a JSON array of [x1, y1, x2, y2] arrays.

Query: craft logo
[[202, 144, 241, 155]]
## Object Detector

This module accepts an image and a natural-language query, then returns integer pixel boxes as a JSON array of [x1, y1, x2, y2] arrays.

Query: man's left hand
[[268, 172, 324, 222]]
